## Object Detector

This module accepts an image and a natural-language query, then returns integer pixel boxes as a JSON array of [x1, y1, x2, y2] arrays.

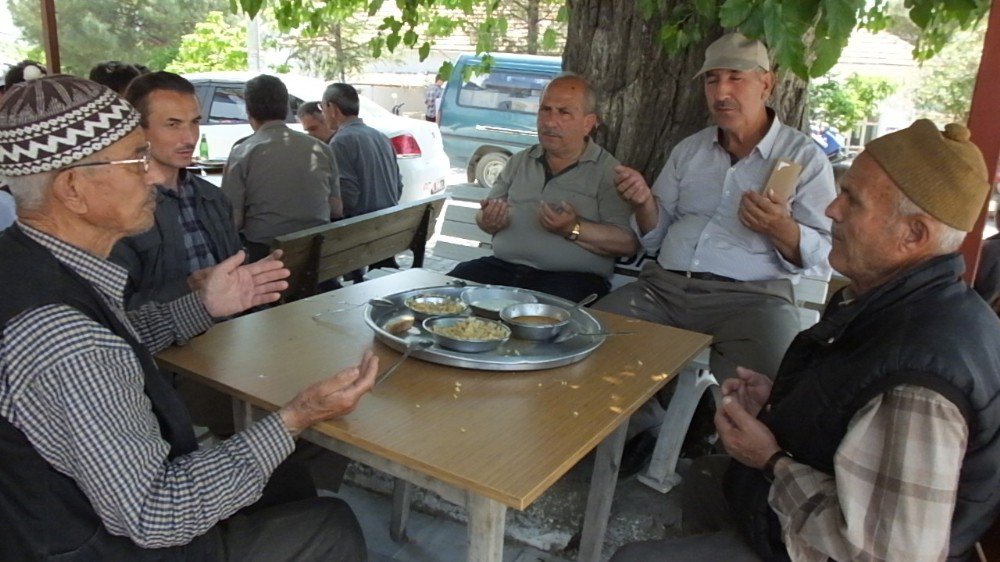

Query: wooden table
[[157, 269, 710, 561]]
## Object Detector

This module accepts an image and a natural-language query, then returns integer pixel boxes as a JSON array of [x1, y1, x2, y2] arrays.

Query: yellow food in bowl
[[431, 318, 508, 341], [406, 296, 466, 314]]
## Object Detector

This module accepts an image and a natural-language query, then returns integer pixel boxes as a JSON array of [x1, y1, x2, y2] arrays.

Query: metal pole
[[247, 16, 260, 71], [961, 0, 1000, 283]]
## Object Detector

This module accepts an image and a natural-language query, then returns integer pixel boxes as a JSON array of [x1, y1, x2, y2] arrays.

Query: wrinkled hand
[[479, 198, 510, 234], [279, 350, 379, 435], [715, 396, 781, 469], [614, 165, 654, 208], [539, 200, 578, 237], [720, 366, 773, 418], [197, 250, 289, 317], [739, 189, 795, 237]]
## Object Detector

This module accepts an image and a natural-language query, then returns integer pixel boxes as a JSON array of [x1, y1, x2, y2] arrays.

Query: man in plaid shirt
[[613, 121, 1000, 561], [0, 76, 378, 561]]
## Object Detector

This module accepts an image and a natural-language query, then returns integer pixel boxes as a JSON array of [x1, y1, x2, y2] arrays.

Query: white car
[[184, 71, 449, 203]]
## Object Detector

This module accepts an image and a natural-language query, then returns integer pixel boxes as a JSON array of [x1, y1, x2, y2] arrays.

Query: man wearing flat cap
[[603, 33, 837, 454], [612, 119, 1000, 561], [0, 75, 378, 560]]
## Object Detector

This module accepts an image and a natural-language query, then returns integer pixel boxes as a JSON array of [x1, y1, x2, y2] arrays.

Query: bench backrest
[[273, 195, 446, 301]]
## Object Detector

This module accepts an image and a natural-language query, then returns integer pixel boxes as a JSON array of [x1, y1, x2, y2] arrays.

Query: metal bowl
[[500, 303, 571, 341], [403, 294, 469, 320], [423, 315, 511, 353], [461, 286, 538, 319]]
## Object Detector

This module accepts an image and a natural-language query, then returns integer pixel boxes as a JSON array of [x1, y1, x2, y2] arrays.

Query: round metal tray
[[364, 285, 606, 371]]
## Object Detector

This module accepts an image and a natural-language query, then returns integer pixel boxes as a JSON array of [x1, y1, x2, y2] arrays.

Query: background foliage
[[810, 74, 896, 134], [166, 11, 248, 73]]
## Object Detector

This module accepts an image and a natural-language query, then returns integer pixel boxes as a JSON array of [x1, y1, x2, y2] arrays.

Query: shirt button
[[693, 260, 700, 266]]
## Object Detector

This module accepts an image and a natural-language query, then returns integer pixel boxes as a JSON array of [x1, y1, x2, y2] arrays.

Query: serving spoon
[[374, 340, 433, 389]]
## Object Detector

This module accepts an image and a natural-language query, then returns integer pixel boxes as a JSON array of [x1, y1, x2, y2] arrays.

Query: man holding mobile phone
[[600, 33, 837, 466]]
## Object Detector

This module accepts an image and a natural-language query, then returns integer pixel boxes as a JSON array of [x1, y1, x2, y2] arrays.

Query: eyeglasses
[[62, 143, 151, 174]]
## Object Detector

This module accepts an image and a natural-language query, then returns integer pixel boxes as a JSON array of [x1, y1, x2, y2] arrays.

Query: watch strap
[[763, 450, 791, 481]]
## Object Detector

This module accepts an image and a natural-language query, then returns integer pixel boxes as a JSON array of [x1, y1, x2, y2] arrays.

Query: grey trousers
[[215, 462, 368, 561], [595, 264, 799, 436], [610, 456, 762, 561]]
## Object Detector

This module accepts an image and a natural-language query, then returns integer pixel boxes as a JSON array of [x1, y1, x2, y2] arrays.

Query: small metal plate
[[364, 285, 606, 371]]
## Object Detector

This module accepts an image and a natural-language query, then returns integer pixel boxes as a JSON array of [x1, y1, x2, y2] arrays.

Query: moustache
[[714, 101, 738, 111], [178, 144, 196, 152], [539, 128, 562, 138]]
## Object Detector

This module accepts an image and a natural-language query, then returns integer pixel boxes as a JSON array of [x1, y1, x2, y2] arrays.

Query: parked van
[[438, 53, 562, 189]]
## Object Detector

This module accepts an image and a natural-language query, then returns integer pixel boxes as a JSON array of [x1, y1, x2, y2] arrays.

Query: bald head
[[542, 73, 597, 115]]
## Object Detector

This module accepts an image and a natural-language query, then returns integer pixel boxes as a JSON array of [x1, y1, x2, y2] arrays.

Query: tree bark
[[563, 0, 809, 182], [526, 0, 540, 54]]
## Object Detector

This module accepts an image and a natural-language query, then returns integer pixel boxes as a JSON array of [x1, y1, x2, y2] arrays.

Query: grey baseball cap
[[694, 32, 771, 79]]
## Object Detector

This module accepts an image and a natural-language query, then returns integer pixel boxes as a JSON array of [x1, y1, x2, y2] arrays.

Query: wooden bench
[[272, 195, 446, 302]]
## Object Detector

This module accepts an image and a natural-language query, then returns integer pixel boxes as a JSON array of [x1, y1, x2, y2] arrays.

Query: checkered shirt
[[166, 173, 217, 275], [0, 223, 294, 547], [769, 384, 967, 561]]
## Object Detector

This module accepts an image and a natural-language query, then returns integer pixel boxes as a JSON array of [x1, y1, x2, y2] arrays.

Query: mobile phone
[[763, 159, 802, 201]]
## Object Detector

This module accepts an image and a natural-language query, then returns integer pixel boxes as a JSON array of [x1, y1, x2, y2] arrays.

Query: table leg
[[578, 422, 628, 562], [391, 478, 413, 542], [466, 493, 506, 562], [231, 398, 252, 432]]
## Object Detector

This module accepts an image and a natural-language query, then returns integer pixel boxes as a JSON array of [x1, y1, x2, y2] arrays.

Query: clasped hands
[[479, 197, 581, 238], [715, 366, 782, 469]]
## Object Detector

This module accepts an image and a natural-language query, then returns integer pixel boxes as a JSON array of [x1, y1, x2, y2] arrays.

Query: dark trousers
[[215, 462, 367, 561], [448, 256, 610, 303], [610, 456, 762, 561]]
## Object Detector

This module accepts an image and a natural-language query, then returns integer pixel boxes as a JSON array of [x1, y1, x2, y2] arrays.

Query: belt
[[666, 269, 738, 283]]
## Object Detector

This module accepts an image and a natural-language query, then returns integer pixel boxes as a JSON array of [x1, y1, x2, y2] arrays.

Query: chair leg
[[637, 368, 718, 493], [390, 478, 412, 542]]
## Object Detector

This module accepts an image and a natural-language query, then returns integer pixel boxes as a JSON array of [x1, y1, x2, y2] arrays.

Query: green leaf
[[810, 36, 844, 77], [370, 36, 384, 58], [386, 32, 401, 52], [418, 41, 431, 61], [556, 5, 569, 23], [541, 28, 558, 51], [240, 0, 263, 19], [821, 0, 858, 39], [404, 29, 418, 47], [368, 0, 384, 16], [693, 0, 716, 18], [438, 61, 454, 81], [719, 0, 754, 27], [909, 2, 932, 28]]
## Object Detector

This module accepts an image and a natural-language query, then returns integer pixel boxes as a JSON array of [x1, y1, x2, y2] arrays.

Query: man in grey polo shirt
[[447, 74, 638, 302], [603, 33, 836, 456], [321, 83, 402, 217], [222, 75, 342, 260]]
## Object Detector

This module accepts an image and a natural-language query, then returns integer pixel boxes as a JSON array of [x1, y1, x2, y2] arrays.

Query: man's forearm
[[634, 198, 660, 236], [770, 219, 802, 267], [574, 222, 638, 257]]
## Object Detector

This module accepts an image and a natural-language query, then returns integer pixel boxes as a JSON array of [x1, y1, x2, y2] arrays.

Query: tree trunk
[[333, 22, 346, 82], [563, 0, 808, 182], [526, 0, 540, 54]]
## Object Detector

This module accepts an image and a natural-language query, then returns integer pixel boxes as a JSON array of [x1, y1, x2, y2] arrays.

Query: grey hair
[[2, 171, 56, 211], [895, 191, 967, 252], [544, 72, 598, 115]]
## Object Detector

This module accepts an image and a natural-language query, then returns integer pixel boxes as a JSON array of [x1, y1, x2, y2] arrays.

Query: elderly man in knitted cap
[[612, 119, 1000, 561], [0, 75, 377, 560]]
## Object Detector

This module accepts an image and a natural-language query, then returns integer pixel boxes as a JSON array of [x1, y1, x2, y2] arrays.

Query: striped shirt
[[769, 384, 967, 561], [0, 223, 295, 548]]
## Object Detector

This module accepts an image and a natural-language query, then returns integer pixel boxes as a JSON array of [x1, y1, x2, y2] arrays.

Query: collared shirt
[[329, 118, 402, 216], [488, 140, 633, 278], [0, 222, 294, 548], [162, 170, 216, 274], [222, 121, 338, 245], [638, 115, 836, 282], [769, 384, 966, 561]]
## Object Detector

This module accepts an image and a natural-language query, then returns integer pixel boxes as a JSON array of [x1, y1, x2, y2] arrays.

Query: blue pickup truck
[[438, 53, 562, 189]]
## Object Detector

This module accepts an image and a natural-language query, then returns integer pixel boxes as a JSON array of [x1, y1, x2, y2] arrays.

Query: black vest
[[0, 226, 216, 561], [725, 254, 1000, 561]]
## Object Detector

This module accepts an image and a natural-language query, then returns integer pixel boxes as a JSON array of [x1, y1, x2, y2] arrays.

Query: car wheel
[[474, 152, 509, 190]]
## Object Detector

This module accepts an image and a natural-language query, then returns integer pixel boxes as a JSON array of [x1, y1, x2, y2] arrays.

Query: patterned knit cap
[[864, 119, 989, 232], [0, 74, 140, 177]]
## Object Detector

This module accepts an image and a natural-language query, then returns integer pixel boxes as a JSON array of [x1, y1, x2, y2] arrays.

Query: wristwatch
[[763, 450, 792, 482], [566, 221, 582, 241]]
